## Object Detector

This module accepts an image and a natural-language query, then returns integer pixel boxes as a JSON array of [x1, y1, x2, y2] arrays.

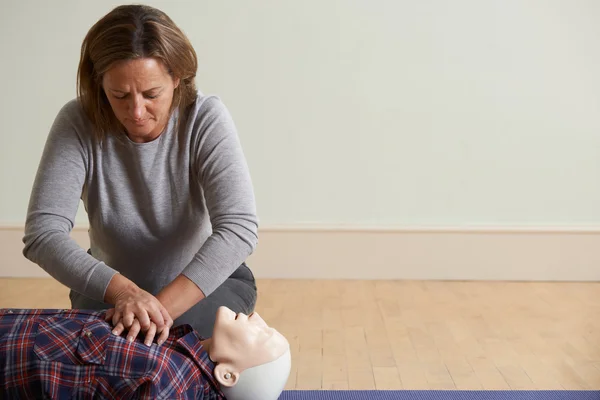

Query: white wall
[[1, 0, 600, 229]]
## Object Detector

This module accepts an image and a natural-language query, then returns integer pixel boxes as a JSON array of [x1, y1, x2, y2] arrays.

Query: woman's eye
[[112, 93, 158, 100]]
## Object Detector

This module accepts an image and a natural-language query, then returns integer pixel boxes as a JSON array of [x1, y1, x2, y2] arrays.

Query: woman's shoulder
[[186, 91, 233, 123], [182, 92, 239, 151], [51, 98, 95, 139], [55, 98, 88, 122]]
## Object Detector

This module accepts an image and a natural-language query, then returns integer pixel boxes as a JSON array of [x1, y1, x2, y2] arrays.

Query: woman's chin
[[125, 126, 161, 143]]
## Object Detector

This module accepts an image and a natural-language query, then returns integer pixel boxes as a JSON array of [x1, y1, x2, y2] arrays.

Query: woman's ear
[[214, 363, 240, 387]]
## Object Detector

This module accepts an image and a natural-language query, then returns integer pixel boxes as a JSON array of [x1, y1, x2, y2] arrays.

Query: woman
[[22, 4, 259, 343]]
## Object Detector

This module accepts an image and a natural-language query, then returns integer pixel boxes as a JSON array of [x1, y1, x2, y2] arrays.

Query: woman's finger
[[144, 323, 157, 347], [122, 310, 135, 329], [136, 309, 152, 331], [112, 321, 125, 336], [160, 307, 173, 329], [105, 308, 115, 322], [157, 325, 170, 345], [111, 309, 122, 327], [147, 307, 166, 330], [126, 319, 141, 342]]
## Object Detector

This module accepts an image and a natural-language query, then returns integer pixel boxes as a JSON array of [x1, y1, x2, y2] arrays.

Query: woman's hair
[[77, 4, 198, 140]]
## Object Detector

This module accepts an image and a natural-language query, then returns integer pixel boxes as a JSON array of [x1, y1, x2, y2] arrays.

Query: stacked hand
[[104, 285, 173, 347]]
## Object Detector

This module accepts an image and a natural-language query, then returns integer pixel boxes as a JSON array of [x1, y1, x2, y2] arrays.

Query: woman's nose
[[130, 98, 145, 120]]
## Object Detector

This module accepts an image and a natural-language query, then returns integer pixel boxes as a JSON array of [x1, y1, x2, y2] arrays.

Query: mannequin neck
[[200, 338, 213, 355]]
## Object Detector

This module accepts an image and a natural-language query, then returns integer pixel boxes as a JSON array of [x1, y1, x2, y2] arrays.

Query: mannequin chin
[[202, 306, 292, 400]]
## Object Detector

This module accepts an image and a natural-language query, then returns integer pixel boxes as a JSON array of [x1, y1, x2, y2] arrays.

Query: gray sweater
[[22, 93, 258, 308]]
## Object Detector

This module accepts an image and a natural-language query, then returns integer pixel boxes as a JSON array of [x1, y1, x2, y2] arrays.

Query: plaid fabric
[[0, 308, 225, 399]]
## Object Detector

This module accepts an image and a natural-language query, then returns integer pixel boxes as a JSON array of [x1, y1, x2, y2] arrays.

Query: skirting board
[[1, 226, 599, 281]]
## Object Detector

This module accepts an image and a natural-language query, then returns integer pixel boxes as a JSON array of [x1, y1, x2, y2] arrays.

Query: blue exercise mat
[[279, 390, 600, 400]]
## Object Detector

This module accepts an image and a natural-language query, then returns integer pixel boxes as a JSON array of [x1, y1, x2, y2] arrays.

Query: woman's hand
[[105, 309, 170, 346], [104, 274, 173, 343]]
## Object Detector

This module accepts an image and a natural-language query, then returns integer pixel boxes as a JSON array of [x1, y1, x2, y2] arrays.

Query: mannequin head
[[202, 306, 291, 400]]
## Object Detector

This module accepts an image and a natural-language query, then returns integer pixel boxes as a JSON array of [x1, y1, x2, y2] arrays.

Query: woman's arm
[[22, 101, 117, 301], [155, 275, 205, 321], [157, 97, 259, 317]]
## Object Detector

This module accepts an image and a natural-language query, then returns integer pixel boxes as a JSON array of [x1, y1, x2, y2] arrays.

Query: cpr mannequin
[[0, 306, 291, 399], [204, 306, 291, 400], [99, 305, 291, 398]]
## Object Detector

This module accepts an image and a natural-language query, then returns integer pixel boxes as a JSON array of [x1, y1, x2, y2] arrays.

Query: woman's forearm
[[156, 275, 206, 321], [103, 273, 139, 304]]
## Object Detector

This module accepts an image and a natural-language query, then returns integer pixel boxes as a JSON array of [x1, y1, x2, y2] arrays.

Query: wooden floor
[[1, 278, 599, 390]]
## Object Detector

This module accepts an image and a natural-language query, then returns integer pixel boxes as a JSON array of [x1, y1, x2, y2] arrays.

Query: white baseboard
[[1, 225, 599, 281]]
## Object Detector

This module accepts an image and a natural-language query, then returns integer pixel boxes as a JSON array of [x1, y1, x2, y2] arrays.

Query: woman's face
[[102, 57, 180, 143]]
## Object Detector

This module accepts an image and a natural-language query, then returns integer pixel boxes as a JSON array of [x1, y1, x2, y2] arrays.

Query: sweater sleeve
[[182, 97, 259, 297], [22, 101, 118, 302]]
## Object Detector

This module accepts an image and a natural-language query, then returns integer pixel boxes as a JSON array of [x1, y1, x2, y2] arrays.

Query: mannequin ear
[[214, 363, 240, 387]]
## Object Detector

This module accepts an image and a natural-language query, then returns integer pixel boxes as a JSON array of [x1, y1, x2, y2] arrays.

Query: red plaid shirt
[[0, 308, 225, 399]]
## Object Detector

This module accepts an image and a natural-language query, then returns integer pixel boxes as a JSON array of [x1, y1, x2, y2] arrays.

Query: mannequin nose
[[249, 312, 267, 326]]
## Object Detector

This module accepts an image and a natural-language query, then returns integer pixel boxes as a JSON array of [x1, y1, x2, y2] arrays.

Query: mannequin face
[[208, 306, 289, 387]]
